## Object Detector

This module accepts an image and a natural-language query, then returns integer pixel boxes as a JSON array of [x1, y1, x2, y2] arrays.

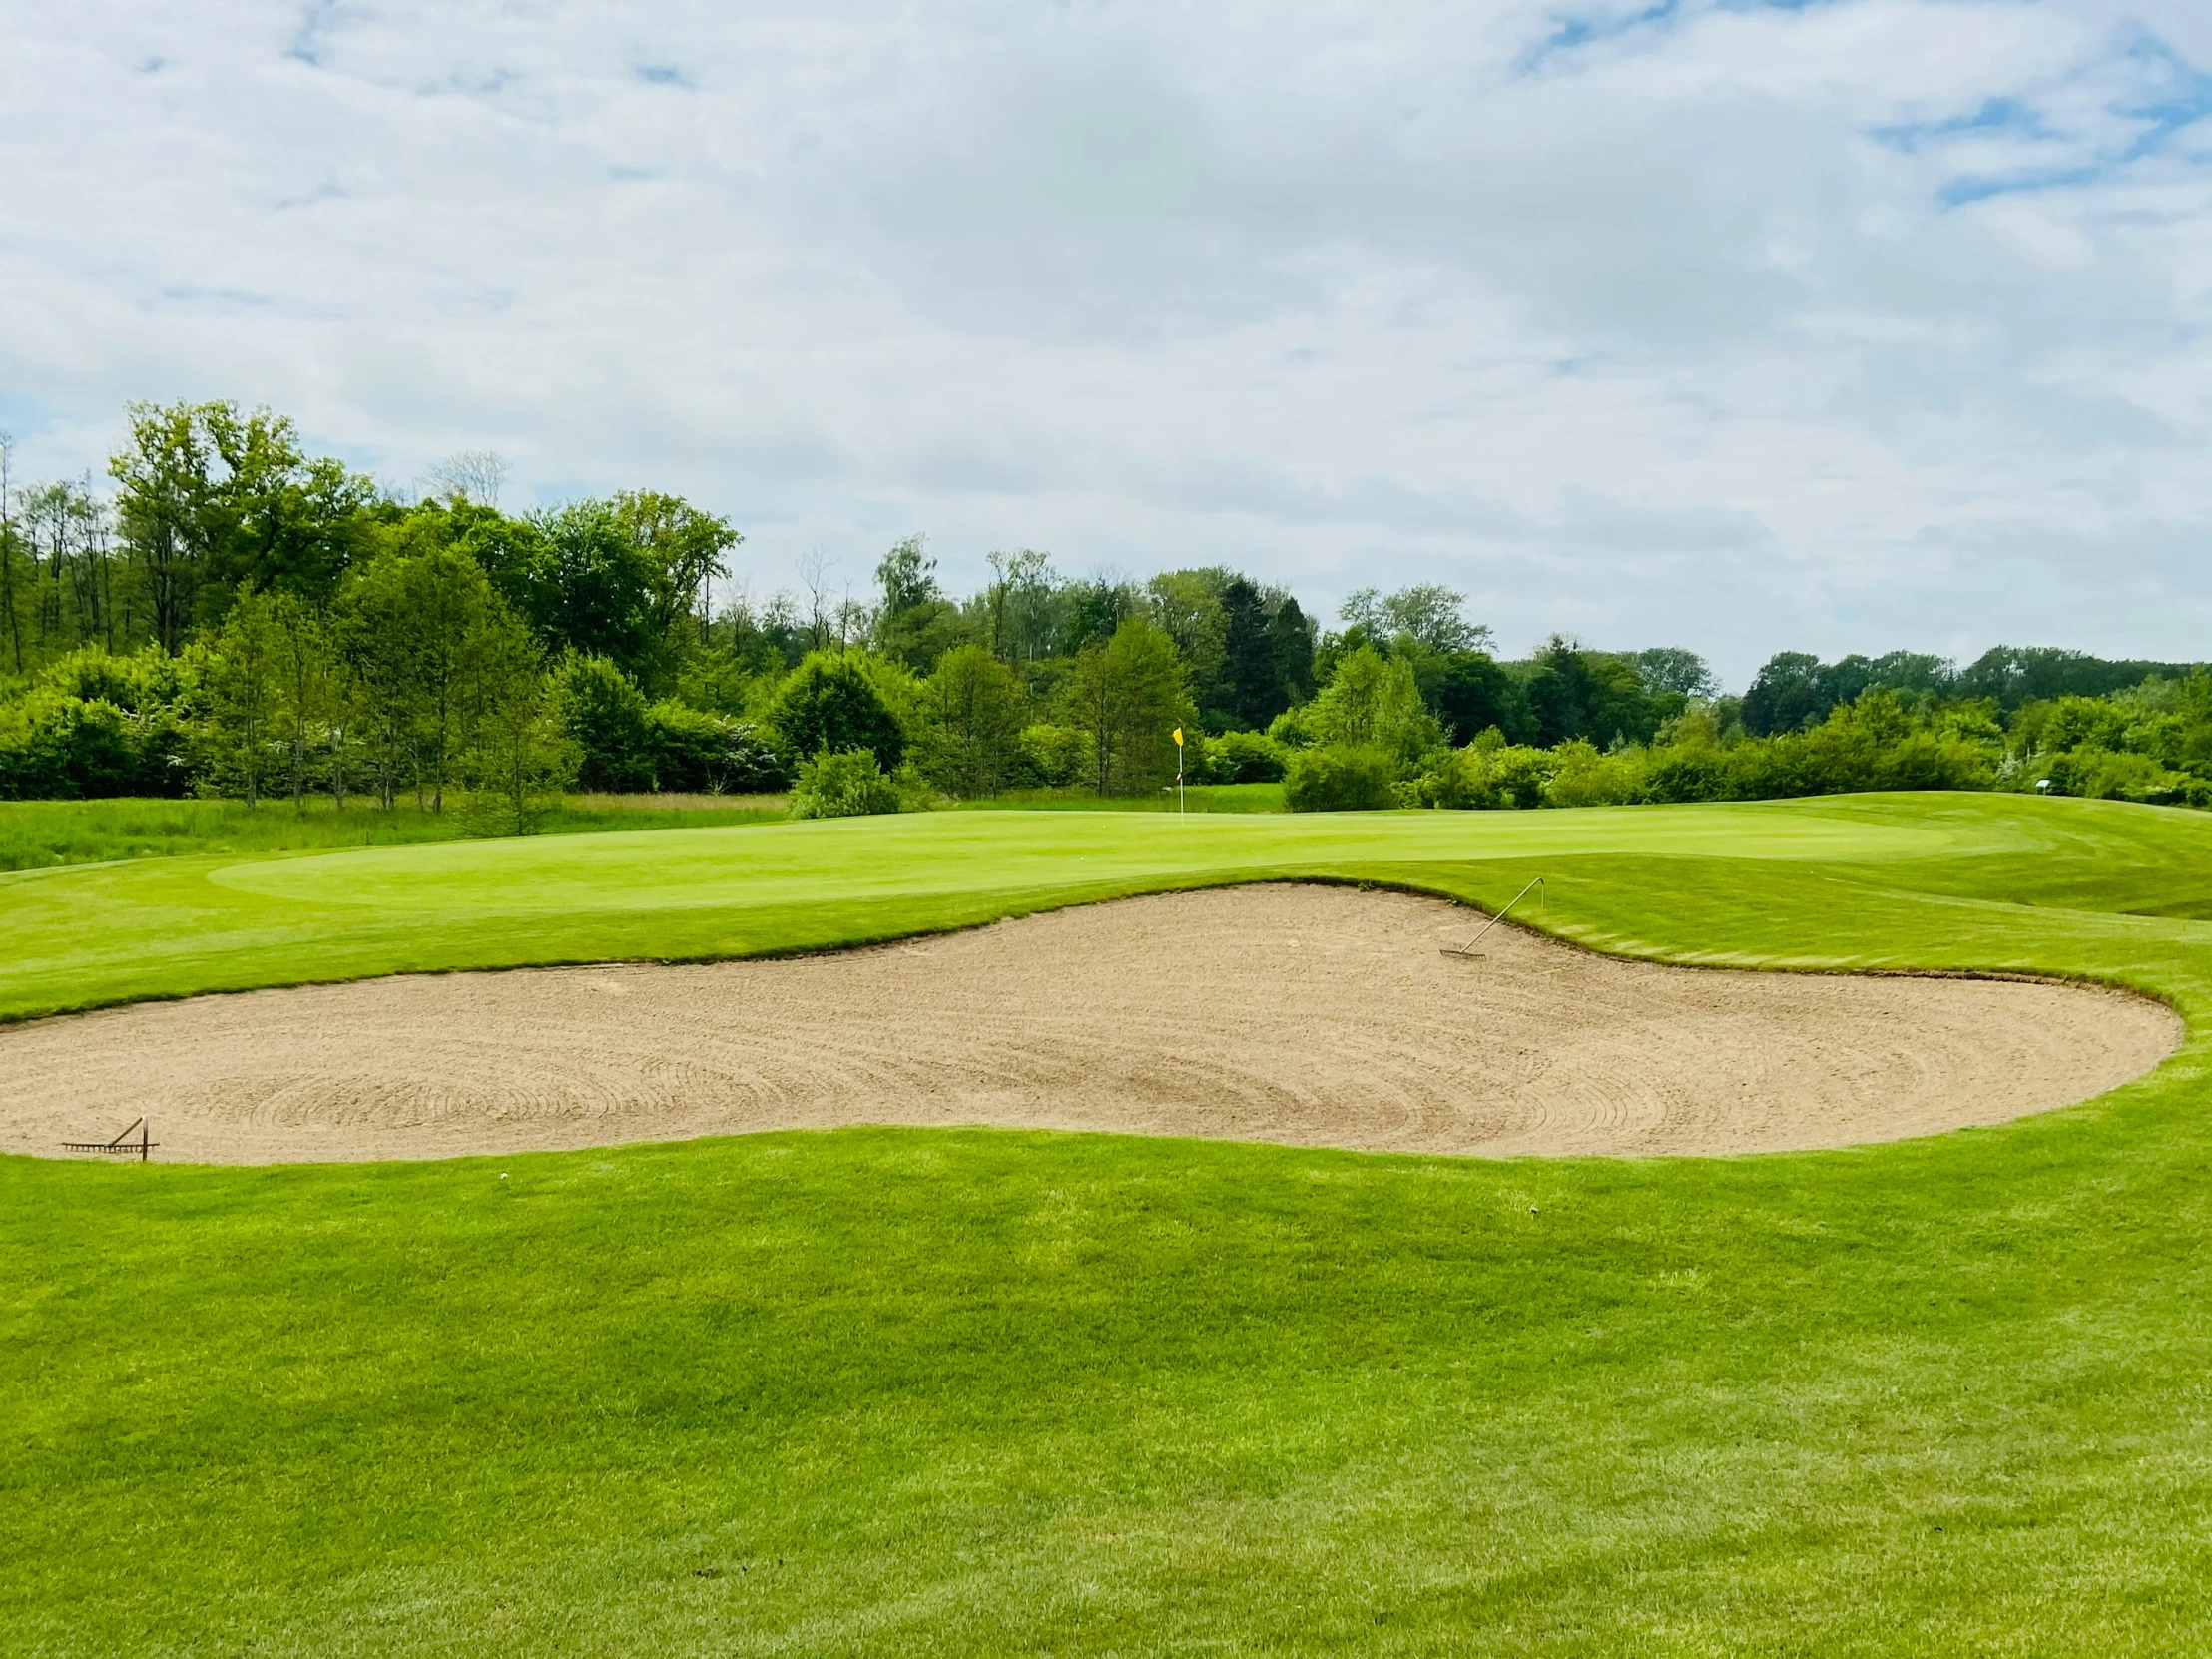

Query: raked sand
[[0, 884, 2181, 1165]]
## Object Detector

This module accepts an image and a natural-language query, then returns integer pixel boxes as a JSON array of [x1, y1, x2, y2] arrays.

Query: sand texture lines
[[2, 884, 2181, 1164]]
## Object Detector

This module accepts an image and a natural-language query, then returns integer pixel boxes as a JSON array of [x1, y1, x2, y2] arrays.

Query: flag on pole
[[1173, 728, 1183, 746]]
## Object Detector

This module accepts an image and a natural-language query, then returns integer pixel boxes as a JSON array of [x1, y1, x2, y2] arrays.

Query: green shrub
[[788, 748, 903, 819], [1639, 745, 1733, 803], [551, 654, 656, 792], [769, 653, 905, 774], [1543, 740, 1645, 808], [0, 687, 193, 800], [2041, 746, 2198, 805], [648, 701, 786, 794], [1283, 742, 1397, 812], [1266, 704, 1318, 750], [1198, 729, 1288, 784], [1414, 738, 1555, 810], [1015, 723, 1089, 788]]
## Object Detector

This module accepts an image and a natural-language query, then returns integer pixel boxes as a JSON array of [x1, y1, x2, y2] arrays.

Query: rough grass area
[[5, 794, 2212, 1654], [0, 794, 788, 871]]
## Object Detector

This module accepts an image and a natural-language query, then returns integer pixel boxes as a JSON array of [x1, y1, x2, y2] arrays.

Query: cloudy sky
[[7, 0, 2212, 683]]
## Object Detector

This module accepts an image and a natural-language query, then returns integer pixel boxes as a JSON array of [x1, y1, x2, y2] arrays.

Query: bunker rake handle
[[61, 1116, 156, 1162], [1441, 877, 1545, 958]]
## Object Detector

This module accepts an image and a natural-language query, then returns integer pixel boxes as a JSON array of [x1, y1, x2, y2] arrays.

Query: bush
[[788, 748, 903, 819], [649, 701, 787, 794], [2041, 746, 2196, 804], [1543, 740, 1644, 809], [1638, 745, 1733, 804], [1267, 704, 1319, 751], [0, 687, 193, 800], [1198, 729, 1288, 784], [551, 654, 657, 792], [1015, 723, 1089, 788], [1284, 742, 1398, 812], [769, 653, 906, 775]]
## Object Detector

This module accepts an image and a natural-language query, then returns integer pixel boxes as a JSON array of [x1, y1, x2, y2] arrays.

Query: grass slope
[[5, 794, 2212, 1655]]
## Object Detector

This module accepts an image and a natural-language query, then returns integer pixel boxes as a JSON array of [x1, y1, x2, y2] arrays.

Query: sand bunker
[[0, 884, 2181, 1165]]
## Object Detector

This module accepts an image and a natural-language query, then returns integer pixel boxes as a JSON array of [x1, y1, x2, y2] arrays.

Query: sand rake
[[62, 1116, 157, 1163], [1441, 877, 1545, 959]]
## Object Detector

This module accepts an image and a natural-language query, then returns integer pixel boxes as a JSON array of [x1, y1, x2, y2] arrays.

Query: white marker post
[[1174, 727, 1185, 815]]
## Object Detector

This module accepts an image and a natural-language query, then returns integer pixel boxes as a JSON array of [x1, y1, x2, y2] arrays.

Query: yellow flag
[[1173, 728, 1183, 746]]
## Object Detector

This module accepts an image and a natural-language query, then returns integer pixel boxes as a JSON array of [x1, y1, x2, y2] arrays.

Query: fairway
[[8, 793, 2212, 1655]]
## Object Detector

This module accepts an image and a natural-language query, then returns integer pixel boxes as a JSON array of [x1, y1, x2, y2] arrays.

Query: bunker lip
[[0, 884, 2182, 1167]]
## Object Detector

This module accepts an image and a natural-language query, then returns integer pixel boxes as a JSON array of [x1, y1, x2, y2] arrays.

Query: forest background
[[4, 400, 2209, 828]]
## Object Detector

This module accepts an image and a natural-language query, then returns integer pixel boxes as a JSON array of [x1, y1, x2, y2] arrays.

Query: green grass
[[6, 793, 2212, 1653], [955, 782, 1288, 812], [0, 793, 790, 872]]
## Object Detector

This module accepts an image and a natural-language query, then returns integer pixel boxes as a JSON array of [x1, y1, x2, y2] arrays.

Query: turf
[[0, 794, 788, 873], [951, 782, 1288, 812], [5, 793, 2212, 1654]]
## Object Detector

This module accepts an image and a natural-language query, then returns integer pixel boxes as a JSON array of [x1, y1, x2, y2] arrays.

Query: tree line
[[2, 400, 2205, 821]]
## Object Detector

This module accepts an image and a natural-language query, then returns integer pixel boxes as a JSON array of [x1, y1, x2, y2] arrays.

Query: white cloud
[[4, 0, 2212, 683]]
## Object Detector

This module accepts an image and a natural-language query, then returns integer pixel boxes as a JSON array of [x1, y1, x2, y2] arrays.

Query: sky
[[6, 1, 2212, 687]]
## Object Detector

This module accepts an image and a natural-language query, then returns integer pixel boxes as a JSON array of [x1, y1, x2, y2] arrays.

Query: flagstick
[[1176, 732, 1185, 815]]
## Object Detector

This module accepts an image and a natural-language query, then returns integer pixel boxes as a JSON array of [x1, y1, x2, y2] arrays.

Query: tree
[[610, 490, 740, 676], [335, 558, 416, 810], [462, 614, 573, 834], [1428, 651, 1532, 744], [110, 401, 213, 655], [523, 501, 658, 680], [920, 644, 1027, 796], [269, 593, 334, 810], [1063, 574, 1138, 656], [1741, 651, 1832, 737], [1269, 594, 1317, 707], [337, 543, 504, 811], [1308, 645, 1443, 766], [796, 547, 838, 653], [1341, 584, 1491, 654], [1525, 637, 1663, 747], [109, 400, 376, 647], [768, 651, 905, 772], [1145, 568, 1229, 706], [0, 434, 23, 673], [551, 653, 657, 792], [197, 403, 377, 602], [209, 585, 281, 807], [981, 549, 1057, 663], [1063, 617, 1193, 796], [423, 450, 509, 507], [1214, 577, 1275, 730], [1214, 577, 1312, 732], [1956, 646, 2193, 712], [873, 535, 969, 673], [1630, 647, 1719, 699]]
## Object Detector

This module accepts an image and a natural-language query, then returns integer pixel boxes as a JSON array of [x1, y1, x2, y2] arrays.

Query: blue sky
[[6, 0, 2212, 684]]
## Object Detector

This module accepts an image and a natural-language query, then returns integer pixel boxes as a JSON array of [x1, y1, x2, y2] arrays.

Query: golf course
[[5, 792, 2212, 1652]]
